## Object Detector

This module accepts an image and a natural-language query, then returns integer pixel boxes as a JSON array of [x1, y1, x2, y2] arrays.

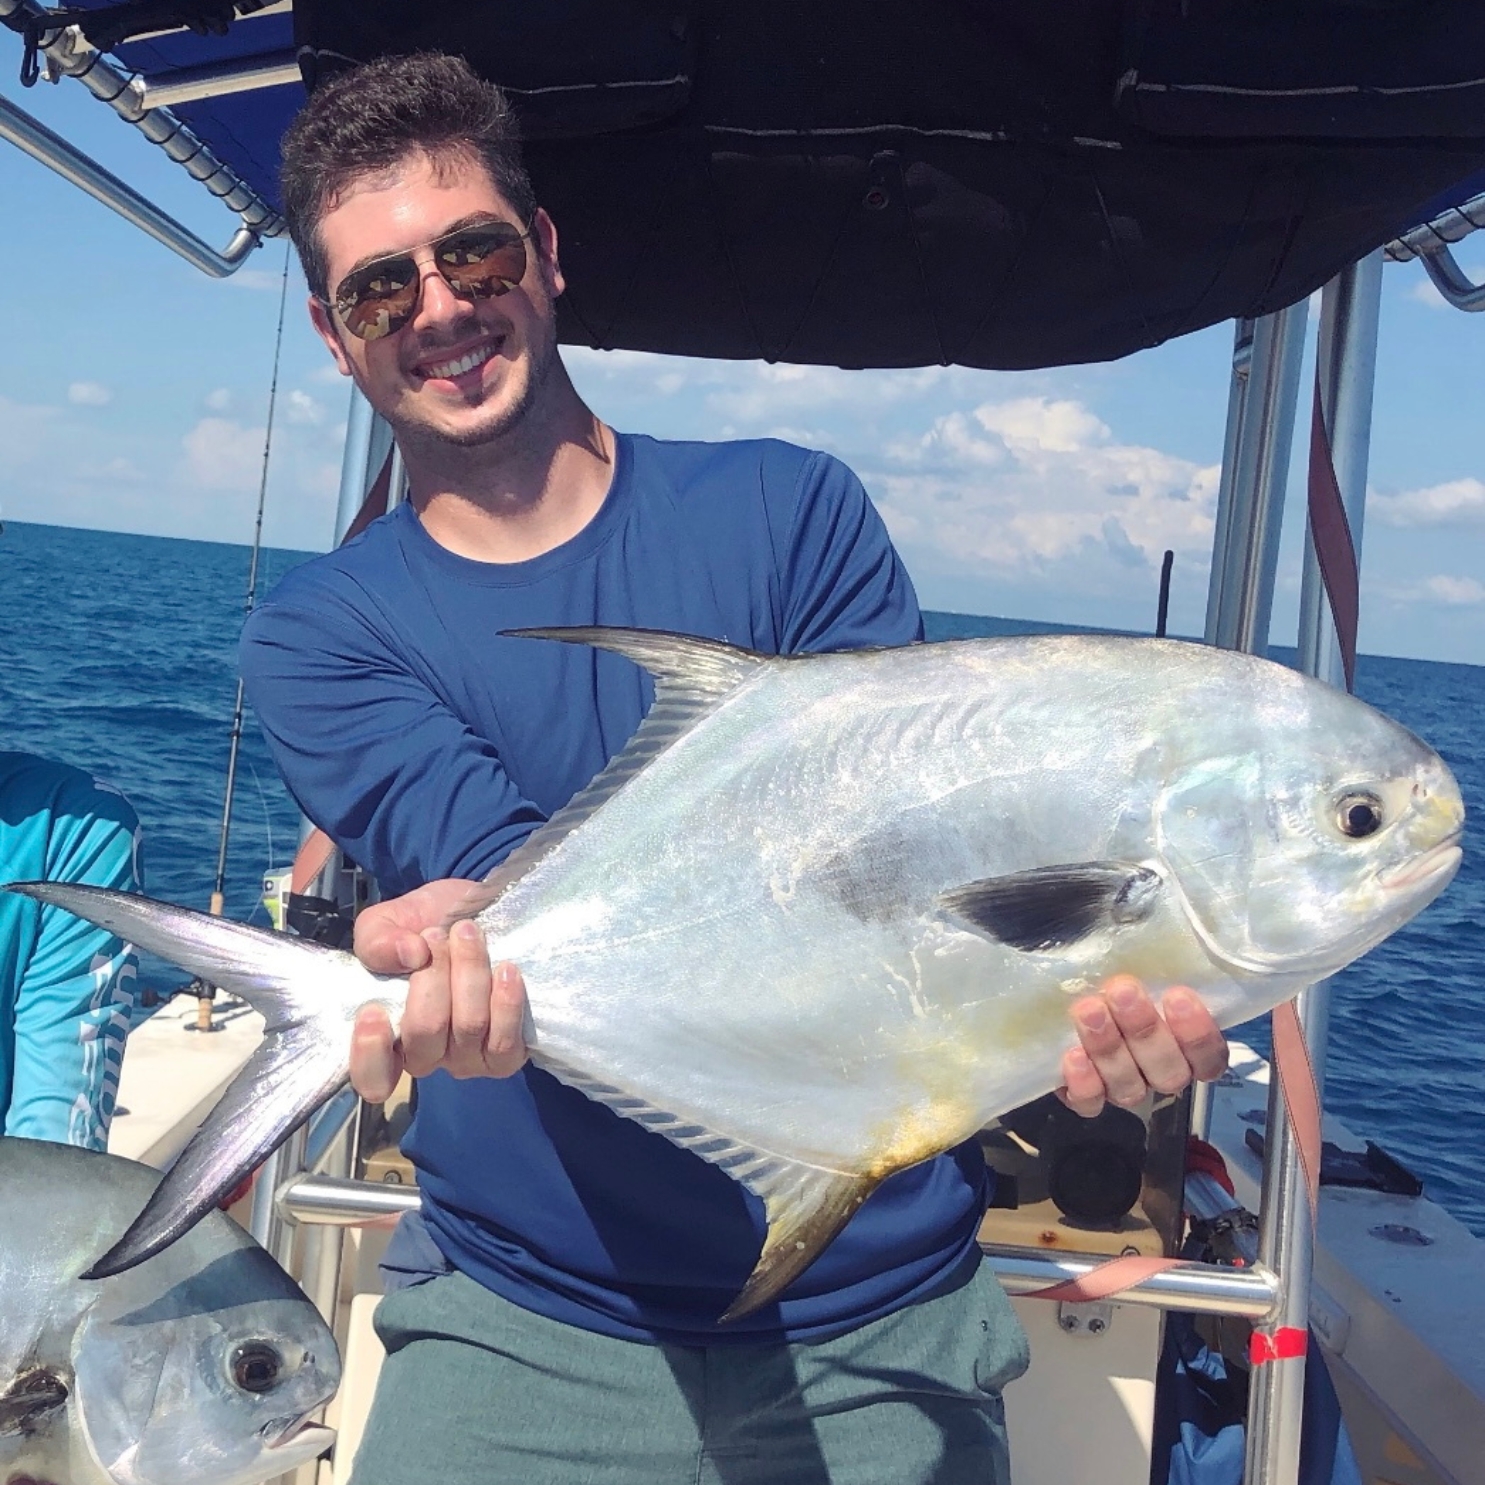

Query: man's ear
[[308, 295, 355, 376], [533, 207, 565, 299]]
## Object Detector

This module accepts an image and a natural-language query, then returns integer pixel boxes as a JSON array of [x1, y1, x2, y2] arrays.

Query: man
[[0, 751, 140, 1148], [242, 52, 1228, 1485]]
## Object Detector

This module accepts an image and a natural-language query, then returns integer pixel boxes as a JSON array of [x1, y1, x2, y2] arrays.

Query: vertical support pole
[[1203, 302, 1309, 655], [387, 441, 409, 512], [1298, 252, 1382, 689], [249, 1124, 308, 1271], [333, 385, 395, 542], [1244, 251, 1384, 1485], [1191, 300, 1308, 1146]]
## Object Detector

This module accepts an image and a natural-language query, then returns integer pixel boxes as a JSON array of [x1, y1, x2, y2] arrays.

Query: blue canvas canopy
[[14, 0, 1485, 368]]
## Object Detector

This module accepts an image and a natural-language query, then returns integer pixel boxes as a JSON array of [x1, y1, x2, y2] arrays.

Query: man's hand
[[351, 879, 529, 1103], [1058, 975, 1229, 1118]]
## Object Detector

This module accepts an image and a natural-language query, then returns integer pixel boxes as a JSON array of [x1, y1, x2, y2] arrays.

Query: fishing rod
[[193, 243, 291, 1032]]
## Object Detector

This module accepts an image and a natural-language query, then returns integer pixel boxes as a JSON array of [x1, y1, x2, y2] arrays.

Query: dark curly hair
[[280, 52, 538, 301]]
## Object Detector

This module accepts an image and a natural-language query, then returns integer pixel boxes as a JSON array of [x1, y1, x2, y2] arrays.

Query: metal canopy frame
[[0, 0, 284, 274], [1386, 186, 1485, 312]]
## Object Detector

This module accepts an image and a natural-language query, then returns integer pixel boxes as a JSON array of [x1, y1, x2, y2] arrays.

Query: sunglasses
[[327, 218, 533, 342]]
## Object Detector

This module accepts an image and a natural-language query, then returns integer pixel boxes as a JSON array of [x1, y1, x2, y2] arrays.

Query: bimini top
[[21, 0, 1485, 369]]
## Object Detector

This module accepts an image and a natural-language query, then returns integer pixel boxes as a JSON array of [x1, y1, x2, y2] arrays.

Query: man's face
[[309, 150, 564, 451]]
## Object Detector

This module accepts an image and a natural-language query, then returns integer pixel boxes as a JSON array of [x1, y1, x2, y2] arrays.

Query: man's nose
[[410, 261, 476, 331]]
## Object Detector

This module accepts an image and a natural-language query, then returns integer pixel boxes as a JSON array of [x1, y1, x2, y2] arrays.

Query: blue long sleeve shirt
[[0, 752, 142, 1148], [241, 433, 989, 1343]]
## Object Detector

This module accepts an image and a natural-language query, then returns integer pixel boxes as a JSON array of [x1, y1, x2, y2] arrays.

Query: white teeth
[[423, 344, 493, 379]]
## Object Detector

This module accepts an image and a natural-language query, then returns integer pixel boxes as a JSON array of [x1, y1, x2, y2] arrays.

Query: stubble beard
[[388, 308, 563, 473]]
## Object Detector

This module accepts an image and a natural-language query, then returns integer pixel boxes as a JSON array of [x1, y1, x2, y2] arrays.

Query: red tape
[[1249, 1327, 1308, 1366]]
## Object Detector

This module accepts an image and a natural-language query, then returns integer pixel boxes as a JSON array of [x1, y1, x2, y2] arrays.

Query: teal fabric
[[351, 1255, 1028, 1485], [0, 752, 141, 1148]]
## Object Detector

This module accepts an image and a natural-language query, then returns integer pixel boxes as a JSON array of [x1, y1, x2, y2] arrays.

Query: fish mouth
[[261, 1415, 336, 1455], [1376, 834, 1464, 892]]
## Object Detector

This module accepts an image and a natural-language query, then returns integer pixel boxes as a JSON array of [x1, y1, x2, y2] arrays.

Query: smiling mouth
[[416, 338, 500, 381]]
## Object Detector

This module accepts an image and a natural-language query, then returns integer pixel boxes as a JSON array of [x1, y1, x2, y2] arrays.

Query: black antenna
[[1155, 549, 1174, 638]]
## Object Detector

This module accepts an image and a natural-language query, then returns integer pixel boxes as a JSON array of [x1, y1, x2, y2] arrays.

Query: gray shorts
[[350, 1256, 1029, 1485]]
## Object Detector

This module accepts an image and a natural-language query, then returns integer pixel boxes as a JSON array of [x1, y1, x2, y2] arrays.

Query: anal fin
[[720, 1167, 880, 1323], [531, 1050, 877, 1325]]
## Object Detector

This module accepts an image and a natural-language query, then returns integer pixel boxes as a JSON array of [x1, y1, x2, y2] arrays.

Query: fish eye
[[230, 1342, 284, 1394], [1335, 791, 1385, 839]]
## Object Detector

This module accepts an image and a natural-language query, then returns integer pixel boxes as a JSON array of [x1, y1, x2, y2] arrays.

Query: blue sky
[[3, 68, 1484, 664]]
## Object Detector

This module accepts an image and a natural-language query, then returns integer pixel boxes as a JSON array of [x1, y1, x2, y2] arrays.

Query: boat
[[3, 4, 1483, 1484]]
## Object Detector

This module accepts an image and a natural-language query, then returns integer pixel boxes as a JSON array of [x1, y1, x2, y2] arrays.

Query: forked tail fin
[[5, 882, 390, 1277]]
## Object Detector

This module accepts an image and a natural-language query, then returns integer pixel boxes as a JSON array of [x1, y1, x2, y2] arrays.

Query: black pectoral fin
[[939, 862, 1161, 952]]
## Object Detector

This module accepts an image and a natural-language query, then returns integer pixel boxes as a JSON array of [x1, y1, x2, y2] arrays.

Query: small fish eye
[[230, 1342, 284, 1394], [1336, 792, 1384, 839]]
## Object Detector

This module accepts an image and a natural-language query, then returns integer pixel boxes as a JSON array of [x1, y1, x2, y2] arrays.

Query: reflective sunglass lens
[[438, 226, 528, 299], [336, 260, 420, 342]]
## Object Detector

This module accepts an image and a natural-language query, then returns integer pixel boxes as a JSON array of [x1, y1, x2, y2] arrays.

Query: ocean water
[[1, 521, 1481, 1238]]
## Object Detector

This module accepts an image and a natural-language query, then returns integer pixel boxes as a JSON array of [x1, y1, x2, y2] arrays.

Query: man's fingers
[[353, 879, 485, 976], [1057, 1046, 1106, 1119], [1071, 991, 1150, 1109], [400, 928, 452, 1078], [483, 960, 529, 1078], [355, 914, 432, 976], [1162, 988, 1230, 1082], [1101, 976, 1195, 1097], [446, 920, 494, 1078], [350, 1004, 403, 1104]]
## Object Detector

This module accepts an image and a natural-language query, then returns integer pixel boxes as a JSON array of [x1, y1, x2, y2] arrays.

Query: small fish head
[[70, 1246, 340, 1485], [1155, 681, 1463, 981]]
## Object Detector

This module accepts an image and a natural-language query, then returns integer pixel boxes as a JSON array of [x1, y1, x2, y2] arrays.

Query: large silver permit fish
[[10, 629, 1464, 1319], [0, 1137, 339, 1485]]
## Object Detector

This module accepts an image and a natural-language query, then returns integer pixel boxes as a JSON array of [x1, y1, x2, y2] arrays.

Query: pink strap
[[1306, 376, 1360, 691], [1023, 1253, 1182, 1303], [1270, 1000, 1323, 1226]]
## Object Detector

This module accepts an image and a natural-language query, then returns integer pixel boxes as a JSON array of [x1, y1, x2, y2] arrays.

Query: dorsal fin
[[444, 628, 773, 922], [507, 625, 770, 703]]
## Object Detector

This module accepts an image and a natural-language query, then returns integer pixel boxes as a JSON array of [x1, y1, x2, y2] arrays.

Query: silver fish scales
[[8, 629, 1464, 1316]]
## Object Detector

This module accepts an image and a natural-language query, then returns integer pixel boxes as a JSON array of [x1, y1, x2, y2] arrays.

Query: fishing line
[[210, 243, 291, 914], [245, 757, 276, 877]]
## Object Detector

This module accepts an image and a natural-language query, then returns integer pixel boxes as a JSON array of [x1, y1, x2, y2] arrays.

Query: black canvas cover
[[285, 0, 1485, 370]]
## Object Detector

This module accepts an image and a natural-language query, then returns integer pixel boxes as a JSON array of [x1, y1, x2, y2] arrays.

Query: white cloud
[[309, 362, 350, 386], [709, 363, 951, 422], [205, 387, 232, 411], [227, 267, 287, 292], [563, 346, 968, 421], [869, 395, 1219, 578], [285, 389, 326, 426], [975, 397, 1107, 454], [1424, 574, 1485, 606], [179, 416, 266, 491], [1371, 477, 1485, 526], [76, 455, 146, 484], [0, 394, 62, 460], [67, 381, 112, 406]]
